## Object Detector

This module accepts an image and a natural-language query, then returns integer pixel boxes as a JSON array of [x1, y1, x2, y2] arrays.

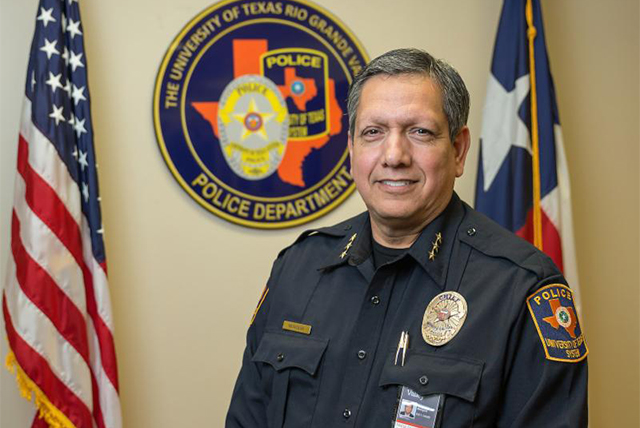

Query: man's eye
[[414, 128, 432, 136], [362, 128, 380, 136]]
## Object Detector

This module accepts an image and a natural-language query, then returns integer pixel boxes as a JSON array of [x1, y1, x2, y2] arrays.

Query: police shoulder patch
[[526, 283, 588, 363]]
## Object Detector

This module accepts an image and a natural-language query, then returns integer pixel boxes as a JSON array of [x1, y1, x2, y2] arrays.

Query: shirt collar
[[317, 212, 370, 271], [319, 193, 465, 288], [405, 193, 465, 289]]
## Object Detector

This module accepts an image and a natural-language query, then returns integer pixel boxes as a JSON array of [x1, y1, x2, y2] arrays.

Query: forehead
[[355, 73, 446, 125], [362, 72, 442, 96]]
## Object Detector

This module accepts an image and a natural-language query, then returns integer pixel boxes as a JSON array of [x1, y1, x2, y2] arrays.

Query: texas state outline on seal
[[153, 0, 369, 228]]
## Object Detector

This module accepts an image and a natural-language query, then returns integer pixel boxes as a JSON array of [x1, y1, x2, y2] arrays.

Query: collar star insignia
[[340, 233, 357, 259], [428, 232, 442, 261]]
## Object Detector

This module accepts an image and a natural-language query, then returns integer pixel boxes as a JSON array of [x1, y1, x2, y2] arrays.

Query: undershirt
[[372, 238, 408, 269]]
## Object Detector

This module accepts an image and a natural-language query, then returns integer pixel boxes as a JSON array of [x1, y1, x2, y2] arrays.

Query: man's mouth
[[379, 180, 414, 187]]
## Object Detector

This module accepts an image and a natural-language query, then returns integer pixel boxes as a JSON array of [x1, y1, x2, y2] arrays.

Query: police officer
[[226, 48, 588, 427]]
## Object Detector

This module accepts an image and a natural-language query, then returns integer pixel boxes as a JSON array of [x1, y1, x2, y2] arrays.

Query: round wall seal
[[153, 0, 368, 228]]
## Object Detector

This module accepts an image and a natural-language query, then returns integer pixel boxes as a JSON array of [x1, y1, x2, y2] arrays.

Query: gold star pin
[[340, 233, 358, 259], [429, 232, 442, 261]]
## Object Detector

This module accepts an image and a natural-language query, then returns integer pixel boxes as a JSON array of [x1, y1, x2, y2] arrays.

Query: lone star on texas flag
[[480, 73, 531, 191]]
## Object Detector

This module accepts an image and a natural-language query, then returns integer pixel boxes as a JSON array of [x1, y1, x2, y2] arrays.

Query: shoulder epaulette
[[458, 203, 559, 279], [276, 212, 367, 259]]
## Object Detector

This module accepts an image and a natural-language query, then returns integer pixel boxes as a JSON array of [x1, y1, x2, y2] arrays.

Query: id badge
[[393, 386, 444, 428]]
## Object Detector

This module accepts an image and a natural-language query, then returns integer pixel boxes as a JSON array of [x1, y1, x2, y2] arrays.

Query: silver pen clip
[[394, 331, 409, 366], [401, 332, 409, 366]]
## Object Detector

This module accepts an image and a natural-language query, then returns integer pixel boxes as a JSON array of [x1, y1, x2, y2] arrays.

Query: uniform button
[[419, 375, 429, 385], [276, 353, 285, 362], [466, 227, 477, 236], [343, 408, 352, 419], [357, 350, 367, 360], [370, 295, 380, 305], [344, 224, 352, 231]]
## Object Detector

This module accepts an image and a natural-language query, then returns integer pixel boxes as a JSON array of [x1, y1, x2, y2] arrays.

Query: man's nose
[[382, 132, 411, 167]]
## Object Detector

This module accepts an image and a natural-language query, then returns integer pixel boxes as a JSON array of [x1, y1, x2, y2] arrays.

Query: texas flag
[[475, 0, 581, 309]]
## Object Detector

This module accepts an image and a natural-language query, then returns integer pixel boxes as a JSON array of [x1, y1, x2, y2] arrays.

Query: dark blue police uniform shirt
[[226, 193, 588, 427]]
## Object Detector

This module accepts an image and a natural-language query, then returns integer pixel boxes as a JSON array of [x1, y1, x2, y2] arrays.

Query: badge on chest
[[421, 291, 468, 347]]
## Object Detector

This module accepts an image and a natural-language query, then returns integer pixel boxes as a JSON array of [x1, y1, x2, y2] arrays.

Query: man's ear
[[452, 126, 471, 178]]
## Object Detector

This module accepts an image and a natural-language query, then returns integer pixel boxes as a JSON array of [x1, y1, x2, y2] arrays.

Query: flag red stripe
[[516, 208, 564, 270], [92, 308, 119, 392], [3, 295, 93, 428], [18, 134, 120, 392], [31, 413, 49, 428], [17, 135, 84, 269], [10, 211, 90, 362]]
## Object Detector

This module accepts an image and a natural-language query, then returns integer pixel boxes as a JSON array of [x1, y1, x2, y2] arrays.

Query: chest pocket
[[379, 351, 483, 427], [252, 330, 328, 428]]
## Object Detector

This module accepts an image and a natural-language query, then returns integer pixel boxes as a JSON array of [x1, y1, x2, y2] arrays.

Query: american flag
[[475, 0, 581, 309], [3, 0, 122, 427]]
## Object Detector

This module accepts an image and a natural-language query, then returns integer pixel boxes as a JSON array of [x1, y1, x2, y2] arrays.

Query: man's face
[[349, 74, 470, 235]]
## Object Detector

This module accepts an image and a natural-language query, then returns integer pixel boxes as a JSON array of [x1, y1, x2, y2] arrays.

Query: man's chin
[[370, 209, 421, 228]]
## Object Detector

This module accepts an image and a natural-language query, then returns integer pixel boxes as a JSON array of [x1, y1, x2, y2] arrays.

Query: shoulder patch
[[526, 284, 588, 362], [250, 285, 269, 325]]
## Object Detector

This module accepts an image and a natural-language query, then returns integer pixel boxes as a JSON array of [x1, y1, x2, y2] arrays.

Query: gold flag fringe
[[5, 350, 78, 428]]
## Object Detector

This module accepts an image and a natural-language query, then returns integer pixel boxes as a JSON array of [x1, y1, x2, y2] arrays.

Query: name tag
[[393, 386, 443, 428], [282, 320, 312, 335]]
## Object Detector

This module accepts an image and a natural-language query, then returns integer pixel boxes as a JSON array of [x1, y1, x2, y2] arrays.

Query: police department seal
[[153, 0, 368, 228], [422, 291, 468, 347]]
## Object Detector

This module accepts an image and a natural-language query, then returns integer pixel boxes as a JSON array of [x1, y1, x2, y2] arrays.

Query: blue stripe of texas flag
[[475, 0, 561, 234]]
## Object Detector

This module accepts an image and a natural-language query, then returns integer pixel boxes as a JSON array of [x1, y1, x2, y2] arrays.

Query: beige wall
[[1, 0, 638, 426]]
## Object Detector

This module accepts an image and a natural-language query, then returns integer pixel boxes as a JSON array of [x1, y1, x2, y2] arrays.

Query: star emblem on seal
[[232, 98, 275, 141]]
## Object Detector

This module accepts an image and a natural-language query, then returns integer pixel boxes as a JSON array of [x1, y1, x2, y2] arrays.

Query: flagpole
[[526, 0, 543, 251]]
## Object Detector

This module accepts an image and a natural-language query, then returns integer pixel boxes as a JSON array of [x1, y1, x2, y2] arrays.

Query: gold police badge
[[422, 291, 468, 346]]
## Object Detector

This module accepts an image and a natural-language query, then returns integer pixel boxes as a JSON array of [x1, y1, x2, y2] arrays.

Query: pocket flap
[[379, 352, 483, 402], [252, 331, 329, 376]]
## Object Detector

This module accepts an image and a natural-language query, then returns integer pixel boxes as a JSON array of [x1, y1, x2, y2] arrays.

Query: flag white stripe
[[12, 172, 88, 315], [5, 258, 93, 409], [540, 187, 560, 229], [20, 98, 82, 225], [87, 320, 122, 428], [81, 220, 114, 331]]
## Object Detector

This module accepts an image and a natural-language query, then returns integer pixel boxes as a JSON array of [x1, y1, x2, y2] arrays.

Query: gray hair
[[347, 48, 470, 141]]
